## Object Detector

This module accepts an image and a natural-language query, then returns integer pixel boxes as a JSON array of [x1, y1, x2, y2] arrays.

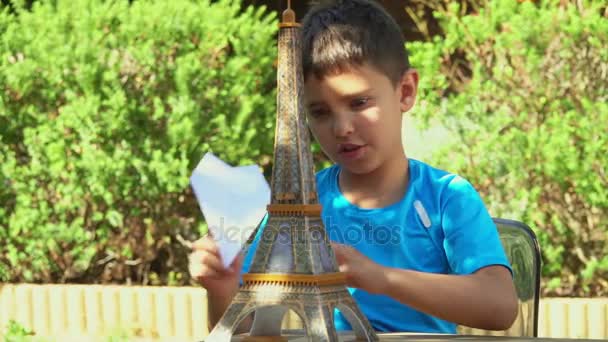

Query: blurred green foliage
[[0, 0, 277, 284], [409, 0, 607, 296], [1, 0, 606, 298], [1, 320, 36, 342]]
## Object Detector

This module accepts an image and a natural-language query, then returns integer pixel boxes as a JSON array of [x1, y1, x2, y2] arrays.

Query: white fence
[[0, 284, 606, 341]]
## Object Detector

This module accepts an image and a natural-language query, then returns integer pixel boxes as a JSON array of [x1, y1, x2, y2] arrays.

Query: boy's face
[[305, 63, 418, 175]]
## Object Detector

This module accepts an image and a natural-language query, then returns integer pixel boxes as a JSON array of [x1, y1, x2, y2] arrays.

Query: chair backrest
[[495, 218, 541, 337], [458, 218, 541, 337]]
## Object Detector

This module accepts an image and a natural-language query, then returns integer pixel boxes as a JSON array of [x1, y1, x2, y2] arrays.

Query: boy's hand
[[188, 235, 242, 296], [331, 242, 387, 294]]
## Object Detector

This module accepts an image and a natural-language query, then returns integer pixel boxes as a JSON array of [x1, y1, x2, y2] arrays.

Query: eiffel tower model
[[205, 2, 378, 342]]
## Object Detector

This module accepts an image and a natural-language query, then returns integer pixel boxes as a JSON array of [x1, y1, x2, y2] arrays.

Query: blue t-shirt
[[242, 158, 512, 333]]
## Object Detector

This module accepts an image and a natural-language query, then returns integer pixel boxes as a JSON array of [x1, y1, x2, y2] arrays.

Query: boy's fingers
[[191, 235, 213, 248], [331, 242, 348, 250], [189, 250, 225, 274], [191, 264, 221, 280], [232, 252, 244, 266], [330, 243, 361, 266], [190, 261, 226, 281], [330, 243, 346, 264], [192, 236, 219, 255], [330, 242, 345, 249], [228, 253, 244, 274]]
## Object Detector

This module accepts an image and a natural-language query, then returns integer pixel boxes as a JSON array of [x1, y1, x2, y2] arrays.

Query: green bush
[[0, 0, 277, 284], [409, 0, 607, 296]]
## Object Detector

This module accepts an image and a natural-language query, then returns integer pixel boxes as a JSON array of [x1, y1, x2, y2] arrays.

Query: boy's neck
[[338, 155, 409, 209]]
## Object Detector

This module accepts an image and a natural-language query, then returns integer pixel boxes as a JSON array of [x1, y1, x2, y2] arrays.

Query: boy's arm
[[377, 176, 517, 330], [381, 264, 518, 330], [190, 236, 255, 334], [332, 243, 518, 331]]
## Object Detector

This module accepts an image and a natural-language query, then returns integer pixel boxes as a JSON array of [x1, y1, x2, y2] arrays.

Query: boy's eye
[[308, 107, 329, 118], [351, 97, 370, 109]]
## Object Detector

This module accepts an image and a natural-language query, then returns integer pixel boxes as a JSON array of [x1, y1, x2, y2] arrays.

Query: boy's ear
[[398, 69, 419, 113]]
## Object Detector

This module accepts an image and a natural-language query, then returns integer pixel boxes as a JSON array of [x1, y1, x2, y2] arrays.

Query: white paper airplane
[[190, 152, 270, 268]]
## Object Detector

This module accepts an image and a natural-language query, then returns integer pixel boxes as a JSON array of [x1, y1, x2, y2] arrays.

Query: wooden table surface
[[230, 331, 603, 342]]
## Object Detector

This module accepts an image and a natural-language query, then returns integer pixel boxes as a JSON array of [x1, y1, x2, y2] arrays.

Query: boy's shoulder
[[407, 158, 479, 201], [315, 163, 339, 185], [314, 159, 477, 197]]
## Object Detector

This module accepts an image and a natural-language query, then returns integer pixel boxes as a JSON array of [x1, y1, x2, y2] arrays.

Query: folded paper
[[190, 152, 270, 268]]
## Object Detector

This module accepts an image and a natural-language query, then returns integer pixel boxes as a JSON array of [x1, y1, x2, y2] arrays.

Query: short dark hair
[[301, 0, 410, 85]]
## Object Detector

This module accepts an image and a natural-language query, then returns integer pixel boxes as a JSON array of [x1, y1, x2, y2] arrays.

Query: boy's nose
[[332, 114, 354, 138]]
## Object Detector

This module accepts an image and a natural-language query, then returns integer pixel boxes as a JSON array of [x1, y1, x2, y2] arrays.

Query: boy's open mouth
[[338, 143, 365, 153]]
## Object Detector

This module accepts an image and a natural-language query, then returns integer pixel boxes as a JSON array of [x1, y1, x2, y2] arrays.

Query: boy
[[189, 0, 518, 334]]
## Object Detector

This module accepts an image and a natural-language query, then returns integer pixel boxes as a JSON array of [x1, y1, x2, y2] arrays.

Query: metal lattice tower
[[205, 2, 378, 341]]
